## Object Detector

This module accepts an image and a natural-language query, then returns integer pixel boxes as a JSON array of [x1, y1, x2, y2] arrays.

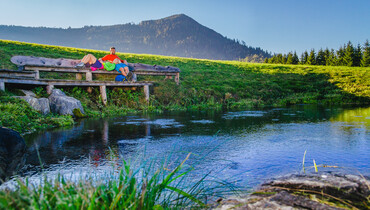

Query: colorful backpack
[[103, 62, 116, 71], [115, 75, 127, 82]]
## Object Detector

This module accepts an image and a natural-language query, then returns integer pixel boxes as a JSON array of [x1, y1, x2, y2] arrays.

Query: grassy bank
[[0, 91, 74, 135], [0, 40, 369, 133]]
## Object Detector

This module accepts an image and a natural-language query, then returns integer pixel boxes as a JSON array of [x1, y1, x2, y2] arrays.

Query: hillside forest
[[265, 40, 370, 67]]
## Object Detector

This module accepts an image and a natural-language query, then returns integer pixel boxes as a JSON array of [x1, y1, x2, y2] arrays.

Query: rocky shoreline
[[215, 172, 370, 209]]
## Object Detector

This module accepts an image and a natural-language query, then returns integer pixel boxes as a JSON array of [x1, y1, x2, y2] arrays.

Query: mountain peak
[[140, 14, 197, 26], [163, 14, 192, 20]]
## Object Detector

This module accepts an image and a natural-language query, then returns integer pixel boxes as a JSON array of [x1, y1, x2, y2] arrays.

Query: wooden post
[[76, 73, 83, 80], [100, 85, 107, 106], [87, 87, 93, 93], [0, 81, 5, 91], [175, 73, 180, 85], [144, 85, 149, 102], [86, 72, 92, 81], [86, 72, 93, 93], [46, 84, 54, 94], [35, 70, 40, 79]]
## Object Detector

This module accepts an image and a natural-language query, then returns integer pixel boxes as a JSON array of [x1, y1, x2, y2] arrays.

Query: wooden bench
[[4, 56, 181, 105], [11, 55, 181, 85], [23, 65, 180, 85], [0, 70, 153, 105]]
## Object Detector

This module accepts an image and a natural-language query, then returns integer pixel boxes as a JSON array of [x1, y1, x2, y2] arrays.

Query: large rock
[[48, 89, 85, 117], [215, 173, 370, 209], [14, 90, 50, 115], [20, 90, 36, 97], [18, 96, 50, 115], [0, 127, 26, 183]]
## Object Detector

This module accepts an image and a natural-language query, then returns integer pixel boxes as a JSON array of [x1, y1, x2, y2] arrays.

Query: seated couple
[[76, 47, 129, 77]]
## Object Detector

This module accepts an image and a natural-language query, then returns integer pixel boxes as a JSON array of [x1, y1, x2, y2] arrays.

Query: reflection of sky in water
[[118, 137, 152, 145], [145, 119, 184, 128], [190, 120, 214, 124], [114, 119, 183, 128], [10, 106, 370, 192], [222, 111, 267, 119]]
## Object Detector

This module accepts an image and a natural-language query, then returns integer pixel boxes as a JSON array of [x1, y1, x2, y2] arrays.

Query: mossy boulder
[[73, 108, 86, 118], [49, 89, 85, 117]]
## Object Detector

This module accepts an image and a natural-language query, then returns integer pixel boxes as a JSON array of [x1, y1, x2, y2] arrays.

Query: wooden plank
[[25, 66, 89, 72], [0, 81, 5, 91], [100, 85, 107, 106], [144, 85, 150, 102], [25, 66, 179, 75], [0, 77, 153, 87], [0, 78, 48, 85], [0, 72, 36, 78], [0, 69, 36, 77]]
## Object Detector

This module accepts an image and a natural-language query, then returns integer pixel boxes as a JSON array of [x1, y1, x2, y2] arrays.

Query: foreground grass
[[0, 153, 227, 209], [0, 40, 369, 133]]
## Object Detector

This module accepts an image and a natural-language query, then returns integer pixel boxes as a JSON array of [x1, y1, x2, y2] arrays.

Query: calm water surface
[[18, 105, 370, 189]]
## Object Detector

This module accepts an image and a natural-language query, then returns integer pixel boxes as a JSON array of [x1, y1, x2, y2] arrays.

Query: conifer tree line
[[264, 40, 370, 67]]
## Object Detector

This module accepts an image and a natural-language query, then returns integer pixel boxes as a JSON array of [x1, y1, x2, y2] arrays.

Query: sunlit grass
[[1, 39, 369, 109], [0, 40, 369, 133]]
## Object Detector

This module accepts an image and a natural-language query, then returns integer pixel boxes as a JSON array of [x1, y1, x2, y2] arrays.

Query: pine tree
[[326, 49, 337, 66], [343, 41, 355, 66], [300, 51, 308, 64], [292, 51, 299, 64], [264, 57, 269, 63], [276, 54, 283, 64], [316, 48, 326, 65], [361, 40, 370, 67], [282, 54, 287, 64], [353, 44, 362, 66], [286, 52, 293, 64], [269, 55, 277, 64], [307, 49, 316, 65], [336, 46, 345, 66], [324, 48, 331, 66]]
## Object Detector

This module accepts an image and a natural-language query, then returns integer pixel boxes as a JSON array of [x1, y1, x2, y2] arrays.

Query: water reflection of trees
[[330, 107, 370, 128]]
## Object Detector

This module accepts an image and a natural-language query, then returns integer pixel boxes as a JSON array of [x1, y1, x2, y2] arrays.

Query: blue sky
[[1, 0, 369, 55]]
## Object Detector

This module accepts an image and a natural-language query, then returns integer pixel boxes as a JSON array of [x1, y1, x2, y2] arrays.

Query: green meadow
[[0, 40, 369, 209], [0, 39, 369, 134]]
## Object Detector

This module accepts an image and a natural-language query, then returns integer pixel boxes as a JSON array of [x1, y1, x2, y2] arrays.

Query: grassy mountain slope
[[0, 40, 369, 133], [0, 14, 269, 60]]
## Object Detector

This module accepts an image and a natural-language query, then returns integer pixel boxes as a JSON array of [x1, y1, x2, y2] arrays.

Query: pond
[[13, 105, 370, 190]]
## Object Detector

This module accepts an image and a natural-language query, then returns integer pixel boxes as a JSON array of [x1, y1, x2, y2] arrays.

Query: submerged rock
[[215, 173, 370, 209], [48, 89, 85, 117], [0, 127, 26, 183]]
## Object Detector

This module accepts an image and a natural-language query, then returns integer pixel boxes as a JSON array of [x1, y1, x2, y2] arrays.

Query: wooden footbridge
[[0, 56, 180, 105]]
